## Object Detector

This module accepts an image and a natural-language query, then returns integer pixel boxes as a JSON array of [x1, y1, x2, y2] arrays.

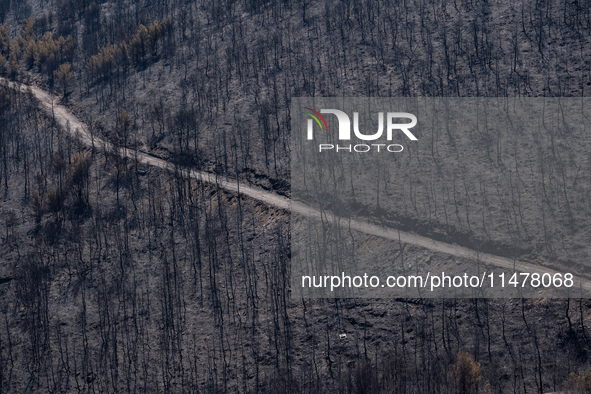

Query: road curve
[[3, 78, 590, 295]]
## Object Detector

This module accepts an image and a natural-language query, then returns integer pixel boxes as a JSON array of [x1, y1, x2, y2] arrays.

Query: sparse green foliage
[[49, 154, 65, 176], [37, 34, 74, 73], [21, 16, 35, 41], [87, 44, 123, 81], [0, 86, 9, 108], [21, 33, 75, 77], [128, 19, 171, 64], [0, 54, 6, 75], [45, 186, 64, 217], [115, 111, 131, 144], [33, 150, 92, 221], [86, 18, 171, 84], [8, 51, 18, 76], [451, 352, 482, 394], [67, 151, 91, 206], [24, 39, 36, 67], [569, 369, 591, 393], [32, 189, 43, 224], [55, 62, 73, 96], [129, 24, 149, 65], [0, 24, 10, 56]]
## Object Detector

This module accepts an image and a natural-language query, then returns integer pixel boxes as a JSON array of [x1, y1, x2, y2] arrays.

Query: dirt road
[[4, 78, 589, 294]]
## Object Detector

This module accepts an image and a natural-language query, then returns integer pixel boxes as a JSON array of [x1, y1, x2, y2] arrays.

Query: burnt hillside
[[0, 0, 591, 393]]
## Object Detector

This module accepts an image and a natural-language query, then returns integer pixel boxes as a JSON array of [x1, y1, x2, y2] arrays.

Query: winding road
[[3, 78, 589, 295]]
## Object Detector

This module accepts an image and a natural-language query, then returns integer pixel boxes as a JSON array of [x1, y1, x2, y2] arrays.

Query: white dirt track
[[3, 78, 589, 295]]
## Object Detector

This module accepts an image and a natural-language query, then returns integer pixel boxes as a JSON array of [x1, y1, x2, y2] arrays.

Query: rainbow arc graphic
[[304, 108, 328, 133]]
